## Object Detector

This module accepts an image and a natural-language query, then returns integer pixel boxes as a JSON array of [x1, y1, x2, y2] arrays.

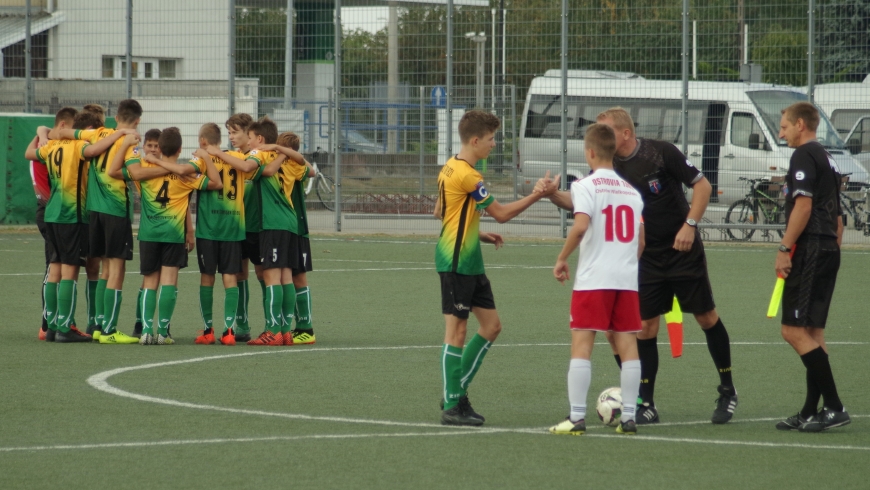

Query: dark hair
[[54, 107, 77, 126], [225, 113, 253, 132], [584, 123, 617, 161], [199, 122, 222, 146], [72, 111, 103, 130], [458, 110, 500, 144], [158, 127, 183, 156], [277, 131, 300, 151], [247, 117, 278, 144], [116, 99, 143, 124], [144, 128, 162, 142], [782, 102, 820, 132]]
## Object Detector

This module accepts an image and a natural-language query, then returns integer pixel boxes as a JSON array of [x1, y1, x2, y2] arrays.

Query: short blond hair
[[597, 107, 635, 137], [278, 131, 301, 151], [199, 122, 222, 146]]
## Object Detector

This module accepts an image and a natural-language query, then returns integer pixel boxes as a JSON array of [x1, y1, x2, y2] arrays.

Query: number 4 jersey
[[137, 159, 209, 243], [570, 168, 644, 292]]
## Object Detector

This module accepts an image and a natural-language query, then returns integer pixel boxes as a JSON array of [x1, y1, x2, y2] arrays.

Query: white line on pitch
[[0, 430, 501, 453]]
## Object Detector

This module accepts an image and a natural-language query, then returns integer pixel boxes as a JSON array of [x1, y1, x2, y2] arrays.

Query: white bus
[[517, 73, 870, 203]]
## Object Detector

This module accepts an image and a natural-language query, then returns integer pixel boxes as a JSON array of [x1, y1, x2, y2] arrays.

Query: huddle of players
[[439, 103, 849, 435], [28, 100, 318, 347]]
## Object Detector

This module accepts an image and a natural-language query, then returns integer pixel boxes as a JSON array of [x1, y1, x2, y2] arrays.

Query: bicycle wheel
[[315, 172, 337, 211], [305, 162, 319, 195], [725, 199, 756, 241]]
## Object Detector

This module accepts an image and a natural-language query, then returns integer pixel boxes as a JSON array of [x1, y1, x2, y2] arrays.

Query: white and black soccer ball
[[596, 387, 623, 427]]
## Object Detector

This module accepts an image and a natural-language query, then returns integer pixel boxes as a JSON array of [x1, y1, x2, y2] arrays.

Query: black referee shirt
[[784, 141, 840, 240], [613, 139, 704, 252]]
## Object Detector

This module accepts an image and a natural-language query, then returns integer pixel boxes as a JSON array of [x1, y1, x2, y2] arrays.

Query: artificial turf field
[[0, 230, 868, 489]]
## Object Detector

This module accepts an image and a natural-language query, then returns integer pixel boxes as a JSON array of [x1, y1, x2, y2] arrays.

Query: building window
[[158, 59, 176, 79], [2, 31, 48, 78], [105, 57, 177, 79]]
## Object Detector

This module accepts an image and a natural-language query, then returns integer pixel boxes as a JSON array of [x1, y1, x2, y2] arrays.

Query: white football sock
[[568, 358, 591, 422], [620, 360, 641, 422]]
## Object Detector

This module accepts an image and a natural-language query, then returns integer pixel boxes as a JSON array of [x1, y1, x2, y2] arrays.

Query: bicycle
[[838, 174, 870, 235], [305, 147, 338, 211], [724, 176, 786, 241]]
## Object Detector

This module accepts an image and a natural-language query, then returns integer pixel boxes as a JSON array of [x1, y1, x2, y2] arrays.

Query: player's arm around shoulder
[[24, 136, 40, 161], [260, 152, 286, 177], [108, 133, 139, 180], [209, 147, 258, 173], [201, 154, 223, 191]]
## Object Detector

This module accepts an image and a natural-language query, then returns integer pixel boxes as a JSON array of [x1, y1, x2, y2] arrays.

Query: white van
[[518, 73, 870, 203], [812, 81, 870, 169]]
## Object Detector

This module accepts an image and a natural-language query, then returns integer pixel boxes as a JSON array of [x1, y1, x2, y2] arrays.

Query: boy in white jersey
[[548, 124, 645, 436]]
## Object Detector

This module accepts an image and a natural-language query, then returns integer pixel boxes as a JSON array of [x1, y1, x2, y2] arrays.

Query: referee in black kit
[[774, 101, 850, 432], [595, 108, 738, 425]]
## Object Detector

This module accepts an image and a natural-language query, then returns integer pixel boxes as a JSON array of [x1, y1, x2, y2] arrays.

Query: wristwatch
[[685, 218, 697, 228], [778, 244, 792, 253]]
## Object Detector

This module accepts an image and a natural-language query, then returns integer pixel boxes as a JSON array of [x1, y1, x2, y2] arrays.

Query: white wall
[[51, 0, 229, 80]]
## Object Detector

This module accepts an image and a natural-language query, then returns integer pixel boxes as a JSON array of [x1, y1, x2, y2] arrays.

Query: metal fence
[[4, 0, 870, 244]]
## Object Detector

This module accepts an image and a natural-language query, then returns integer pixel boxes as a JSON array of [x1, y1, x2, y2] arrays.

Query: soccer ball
[[596, 387, 623, 427]]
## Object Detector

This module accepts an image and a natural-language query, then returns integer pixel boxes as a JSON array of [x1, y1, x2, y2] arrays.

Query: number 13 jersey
[[193, 153, 260, 241], [571, 168, 644, 292]]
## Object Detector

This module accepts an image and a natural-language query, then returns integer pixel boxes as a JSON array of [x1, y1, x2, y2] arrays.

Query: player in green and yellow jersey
[[52, 99, 168, 343], [25, 110, 128, 342], [110, 128, 220, 345], [223, 113, 260, 341], [210, 118, 307, 345], [280, 131, 317, 345], [147, 122, 258, 346], [434, 110, 549, 426]]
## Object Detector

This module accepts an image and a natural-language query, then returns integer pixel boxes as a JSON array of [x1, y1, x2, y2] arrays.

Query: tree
[[818, 0, 870, 82]]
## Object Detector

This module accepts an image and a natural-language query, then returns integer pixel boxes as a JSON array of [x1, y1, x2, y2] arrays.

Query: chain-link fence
[[3, 0, 869, 243]]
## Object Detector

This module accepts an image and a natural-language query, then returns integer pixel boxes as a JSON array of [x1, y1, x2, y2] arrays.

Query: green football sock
[[141, 288, 157, 335], [259, 279, 267, 323], [223, 286, 239, 332], [102, 288, 122, 334], [441, 344, 464, 410], [86, 280, 98, 327], [199, 285, 214, 330], [263, 285, 283, 334], [56, 280, 76, 333], [44, 281, 59, 331], [157, 285, 177, 336], [94, 279, 107, 329], [135, 287, 143, 326], [295, 286, 312, 330], [281, 284, 295, 333], [460, 334, 492, 391], [236, 279, 249, 331]]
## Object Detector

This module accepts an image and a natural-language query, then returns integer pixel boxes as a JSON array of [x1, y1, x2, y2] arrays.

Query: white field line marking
[[0, 430, 502, 453], [87, 346, 868, 430], [4, 418, 869, 454]]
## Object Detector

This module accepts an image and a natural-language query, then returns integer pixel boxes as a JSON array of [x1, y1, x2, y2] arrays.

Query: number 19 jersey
[[571, 168, 644, 291]]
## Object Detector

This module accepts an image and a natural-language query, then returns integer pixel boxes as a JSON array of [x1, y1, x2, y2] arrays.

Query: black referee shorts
[[638, 244, 716, 320], [439, 272, 496, 320], [782, 238, 840, 328], [197, 238, 243, 275], [139, 241, 188, 275], [291, 235, 313, 275], [89, 211, 133, 260]]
